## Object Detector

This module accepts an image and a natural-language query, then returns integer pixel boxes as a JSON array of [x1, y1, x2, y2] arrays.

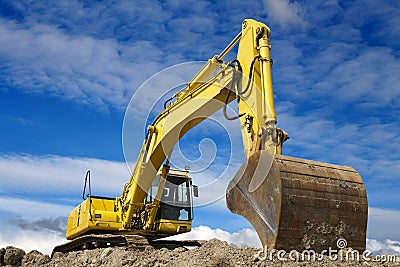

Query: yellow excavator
[[56, 19, 367, 253]]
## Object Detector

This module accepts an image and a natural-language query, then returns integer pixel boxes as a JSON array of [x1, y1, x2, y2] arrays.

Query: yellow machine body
[[65, 19, 367, 252], [66, 168, 193, 240], [66, 197, 192, 240]]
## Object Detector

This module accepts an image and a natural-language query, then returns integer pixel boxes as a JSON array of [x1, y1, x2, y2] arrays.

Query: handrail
[[82, 170, 91, 200]]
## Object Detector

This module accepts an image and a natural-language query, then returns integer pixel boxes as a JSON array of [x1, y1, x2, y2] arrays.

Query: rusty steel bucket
[[226, 150, 368, 252]]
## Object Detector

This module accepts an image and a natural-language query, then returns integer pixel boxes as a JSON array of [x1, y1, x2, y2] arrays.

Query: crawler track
[[52, 234, 204, 256]]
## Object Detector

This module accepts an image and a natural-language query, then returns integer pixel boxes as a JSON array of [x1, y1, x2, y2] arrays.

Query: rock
[[4, 246, 25, 266], [173, 247, 187, 253], [51, 252, 64, 259], [100, 247, 113, 259], [22, 250, 51, 266], [1, 240, 400, 266], [0, 248, 5, 265]]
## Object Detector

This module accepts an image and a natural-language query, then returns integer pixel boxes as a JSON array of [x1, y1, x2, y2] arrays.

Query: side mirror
[[193, 185, 199, 197]]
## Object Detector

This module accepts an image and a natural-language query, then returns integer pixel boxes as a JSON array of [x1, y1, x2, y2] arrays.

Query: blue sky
[[0, 0, 400, 255]]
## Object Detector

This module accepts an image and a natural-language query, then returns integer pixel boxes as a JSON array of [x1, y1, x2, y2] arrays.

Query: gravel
[[1, 239, 399, 266]]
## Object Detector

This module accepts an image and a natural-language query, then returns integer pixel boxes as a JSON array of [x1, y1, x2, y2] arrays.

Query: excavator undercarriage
[[59, 18, 368, 255], [52, 234, 203, 256]]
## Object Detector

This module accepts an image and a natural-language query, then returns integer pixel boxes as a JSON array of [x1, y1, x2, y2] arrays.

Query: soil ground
[[1, 239, 399, 266]]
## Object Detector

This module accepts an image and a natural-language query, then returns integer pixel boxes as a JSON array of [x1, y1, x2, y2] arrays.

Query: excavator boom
[[63, 18, 367, 253]]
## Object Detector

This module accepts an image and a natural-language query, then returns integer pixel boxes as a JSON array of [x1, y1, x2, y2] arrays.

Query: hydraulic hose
[[223, 60, 245, 120]]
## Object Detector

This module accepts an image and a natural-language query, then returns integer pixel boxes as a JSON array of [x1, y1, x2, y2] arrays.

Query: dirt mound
[[1, 239, 399, 266]]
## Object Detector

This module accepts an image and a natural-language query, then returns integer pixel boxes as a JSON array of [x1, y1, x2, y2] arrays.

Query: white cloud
[[0, 19, 163, 110], [367, 239, 400, 256], [0, 154, 130, 198], [0, 2, 228, 112], [312, 47, 400, 108], [0, 197, 72, 219], [272, 39, 400, 110], [0, 153, 240, 211], [165, 225, 262, 248], [168, 225, 400, 256], [266, 2, 400, 110], [263, 0, 308, 28], [1, 224, 399, 257], [368, 208, 400, 241], [2, 153, 400, 233], [1, 0, 398, 115], [0, 228, 65, 256], [0, 155, 398, 255], [1, 154, 400, 256], [0, 0, 399, 258], [277, 109, 400, 182]]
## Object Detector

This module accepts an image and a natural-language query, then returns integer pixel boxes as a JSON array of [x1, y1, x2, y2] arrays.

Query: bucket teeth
[[226, 151, 368, 252]]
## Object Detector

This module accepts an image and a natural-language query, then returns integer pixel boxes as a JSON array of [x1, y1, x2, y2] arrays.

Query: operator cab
[[146, 168, 198, 234]]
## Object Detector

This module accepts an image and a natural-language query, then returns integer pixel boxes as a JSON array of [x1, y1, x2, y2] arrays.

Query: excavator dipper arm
[[119, 19, 288, 229], [65, 19, 368, 253]]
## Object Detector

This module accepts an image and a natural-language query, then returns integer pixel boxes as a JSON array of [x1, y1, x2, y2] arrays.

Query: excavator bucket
[[226, 151, 368, 252]]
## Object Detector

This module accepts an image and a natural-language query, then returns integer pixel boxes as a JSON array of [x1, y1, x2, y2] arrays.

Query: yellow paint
[[66, 19, 288, 241]]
